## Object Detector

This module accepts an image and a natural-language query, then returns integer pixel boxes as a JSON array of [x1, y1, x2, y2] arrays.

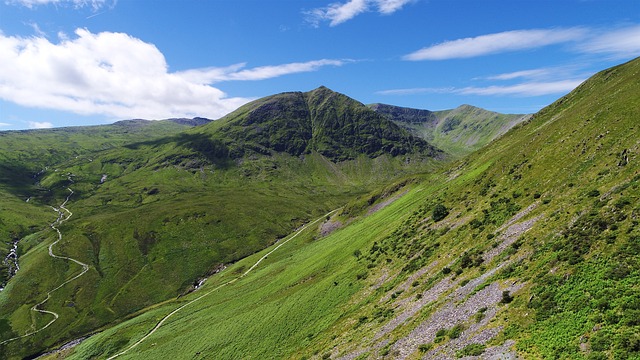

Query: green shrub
[[456, 343, 486, 357], [449, 324, 464, 338], [432, 204, 449, 222], [418, 343, 433, 352], [501, 290, 514, 304]]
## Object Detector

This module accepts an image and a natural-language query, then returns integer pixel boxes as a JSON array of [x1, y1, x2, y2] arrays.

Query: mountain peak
[[201, 87, 440, 161]]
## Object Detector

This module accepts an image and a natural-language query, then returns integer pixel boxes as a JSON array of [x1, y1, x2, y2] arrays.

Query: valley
[[1, 57, 639, 360]]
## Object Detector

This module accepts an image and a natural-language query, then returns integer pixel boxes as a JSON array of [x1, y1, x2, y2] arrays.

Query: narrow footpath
[[0, 188, 90, 346], [107, 208, 339, 360]]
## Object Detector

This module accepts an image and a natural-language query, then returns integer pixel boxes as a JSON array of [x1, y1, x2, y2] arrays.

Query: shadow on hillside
[[125, 133, 232, 168], [0, 162, 55, 203]]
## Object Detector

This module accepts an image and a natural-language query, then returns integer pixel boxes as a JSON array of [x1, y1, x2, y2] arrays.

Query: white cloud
[[0, 29, 345, 121], [7, 0, 115, 10], [306, 0, 413, 27], [0, 122, 11, 127], [29, 121, 53, 129], [177, 59, 348, 84], [378, 79, 584, 97], [458, 80, 585, 96], [376, 0, 414, 14], [579, 25, 640, 58], [404, 28, 586, 61], [376, 87, 453, 95], [484, 69, 552, 81]]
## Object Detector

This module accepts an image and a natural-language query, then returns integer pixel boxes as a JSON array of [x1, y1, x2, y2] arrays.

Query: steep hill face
[[370, 103, 528, 157], [57, 58, 640, 360], [201, 86, 440, 162]]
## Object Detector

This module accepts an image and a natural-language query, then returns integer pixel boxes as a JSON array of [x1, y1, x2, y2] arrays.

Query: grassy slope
[[0, 120, 200, 288], [371, 103, 527, 157], [0, 90, 442, 358], [61, 57, 639, 359]]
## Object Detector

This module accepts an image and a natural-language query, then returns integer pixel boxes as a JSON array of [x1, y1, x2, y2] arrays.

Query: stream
[[0, 239, 20, 291]]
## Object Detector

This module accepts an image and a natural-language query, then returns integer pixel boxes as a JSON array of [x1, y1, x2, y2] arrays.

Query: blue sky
[[0, 0, 639, 130]]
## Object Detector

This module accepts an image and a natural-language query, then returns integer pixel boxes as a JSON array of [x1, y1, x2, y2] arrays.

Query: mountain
[[0, 87, 444, 359], [370, 103, 528, 157], [194, 86, 441, 162], [40, 58, 640, 360]]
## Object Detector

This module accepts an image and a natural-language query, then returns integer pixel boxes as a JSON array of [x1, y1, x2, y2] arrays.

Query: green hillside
[[49, 57, 640, 360], [370, 103, 528, 157], [0, 119, 210, 289], [0, 88, 442, 358]]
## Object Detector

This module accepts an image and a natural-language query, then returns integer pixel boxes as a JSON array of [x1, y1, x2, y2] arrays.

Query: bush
[[449, 324, 464, 338], [587, 189, 601, 197], [501, 290, 514, 304], [456, 343, 486, 357], [432, 204, 449, 222]]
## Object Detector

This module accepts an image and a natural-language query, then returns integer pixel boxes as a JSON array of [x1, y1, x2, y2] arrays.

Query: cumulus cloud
[[29, 121, 54, 129], [306, 0, 414, 27], [177, 59, 348, 84], [578, 24, 640, 58], [404, 28, 586, 61], [0, 29, 345, 120]]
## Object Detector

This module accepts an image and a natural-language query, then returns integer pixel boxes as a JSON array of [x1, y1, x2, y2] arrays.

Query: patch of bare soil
[[320, 218, 343, 237], [367, 190, 408, 216]]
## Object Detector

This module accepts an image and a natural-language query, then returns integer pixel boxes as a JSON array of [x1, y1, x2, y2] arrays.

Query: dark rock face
[[369, 103, 439, 127]]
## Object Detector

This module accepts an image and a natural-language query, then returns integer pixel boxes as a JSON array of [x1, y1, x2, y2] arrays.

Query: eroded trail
[[106, 209, 339, 360], [0, 188, 90, 346]]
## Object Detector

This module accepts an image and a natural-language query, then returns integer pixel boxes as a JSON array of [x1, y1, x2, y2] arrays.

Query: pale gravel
[[337, 203, 540, 360]]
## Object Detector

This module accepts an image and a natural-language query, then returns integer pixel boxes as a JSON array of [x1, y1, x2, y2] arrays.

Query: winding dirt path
[[106, 208, 339, 360], [0, 188, 90, 346]]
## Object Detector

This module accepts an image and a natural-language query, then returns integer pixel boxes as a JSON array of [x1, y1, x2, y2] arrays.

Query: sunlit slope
[[0, 119, 206, 289], [371, 103, 527, 157], [0, 88, 444, 358], [61, 57, 640, 359]]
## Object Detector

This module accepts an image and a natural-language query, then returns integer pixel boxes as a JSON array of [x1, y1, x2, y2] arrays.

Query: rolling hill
[[31, 57, 640, 360]]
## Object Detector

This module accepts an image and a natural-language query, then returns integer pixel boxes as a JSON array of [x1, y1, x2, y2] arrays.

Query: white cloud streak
[[306, 0, 413, 27], [484, 69, 552, 81], [378, 79, 585, 97], [376, 87, 454, 95], [458, 80, 585, 96], [404, 28, 587, 61], [177, 59, 348, 84], [7, 0, 115, 10], [0, 29, 345, 121], [578, 25, 640, 58]]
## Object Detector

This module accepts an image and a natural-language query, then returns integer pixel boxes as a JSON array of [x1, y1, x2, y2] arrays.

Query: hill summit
[[199, 86, 441, 161]]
